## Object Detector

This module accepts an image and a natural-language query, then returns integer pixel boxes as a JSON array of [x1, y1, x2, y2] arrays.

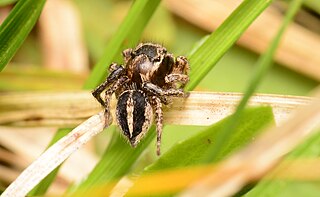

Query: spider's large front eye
[[153, 57, 161, 62]]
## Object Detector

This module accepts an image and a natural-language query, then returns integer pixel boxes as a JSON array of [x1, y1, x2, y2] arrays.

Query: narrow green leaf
[[83, 0, 161, 89], [145, 107, 274, 172], [304, 0, 320, 14], [0, 0, 17, 6], [68, 126, 157, 193], [0, 0, 46, 71], [202, 0, 303, 162], [245, 130, 320, 197], [186, 0, 273, 91]]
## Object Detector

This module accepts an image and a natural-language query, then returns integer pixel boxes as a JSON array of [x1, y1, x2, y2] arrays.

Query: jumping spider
[[92, 43, 190, 155]]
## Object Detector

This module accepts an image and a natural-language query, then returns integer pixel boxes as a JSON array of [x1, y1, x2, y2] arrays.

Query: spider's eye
[[154, 57, 161, 62]]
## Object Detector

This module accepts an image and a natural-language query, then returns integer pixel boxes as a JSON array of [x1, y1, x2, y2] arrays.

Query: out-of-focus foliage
[[0, 0, 45, 71], [1, 0, 320, 196]]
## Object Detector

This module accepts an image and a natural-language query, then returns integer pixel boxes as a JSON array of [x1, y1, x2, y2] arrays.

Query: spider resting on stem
[[92, 43, 190, 155]]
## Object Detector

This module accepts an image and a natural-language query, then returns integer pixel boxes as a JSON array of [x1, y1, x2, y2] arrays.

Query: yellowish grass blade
[[69, 158, 320, 196], [0, 91, 312, 126]]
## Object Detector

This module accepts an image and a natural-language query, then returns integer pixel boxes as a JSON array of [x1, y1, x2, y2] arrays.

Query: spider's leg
[[172, 56, 190, 74], [109, 62, 122, 73], [165, 73, 189, 85], [152, 96, 163, 156], [92, 64, 124, 106], [166, 56, 190, 88], [122, 48, 133, 64], [102, 76, 129, 126], [142, 82, 187, 102]]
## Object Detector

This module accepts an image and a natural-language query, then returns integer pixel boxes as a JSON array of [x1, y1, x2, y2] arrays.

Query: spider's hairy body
[[116, 90, 153, 147], [92, 43, 190, 155]]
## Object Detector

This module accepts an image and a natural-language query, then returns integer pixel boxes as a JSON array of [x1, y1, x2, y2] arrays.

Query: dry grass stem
[[165, 0, 320, 81], [180, 88, 320, 196], [39, 0, 89, 74], [1, 112, 105, 197], [0, 91, 312, 127], [0, 128, 56, 166], [111, 158, 320, 196], [271, 159, 320, 180], [0, 90, 314, 196], [0, 127, 98, 195]]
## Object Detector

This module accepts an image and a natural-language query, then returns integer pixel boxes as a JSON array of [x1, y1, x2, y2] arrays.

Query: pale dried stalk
[[181, 88, 320, 197], [0, 112, 105, 197], [164, 0, 320, 81], [0, 128, 56, 167], [0, 91, 312, 126], [0, 90, 315, 196], [39, 0, 89, 74], [0, 127, 98, 185]]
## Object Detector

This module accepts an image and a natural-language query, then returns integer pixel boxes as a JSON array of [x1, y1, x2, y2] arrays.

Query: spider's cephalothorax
[[92, 43, 190, 155]]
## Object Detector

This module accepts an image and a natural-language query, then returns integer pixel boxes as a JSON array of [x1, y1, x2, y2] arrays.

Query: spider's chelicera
[[92, 43, 190, 155]]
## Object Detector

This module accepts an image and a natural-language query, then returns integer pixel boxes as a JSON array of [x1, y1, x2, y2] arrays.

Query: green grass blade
[[145, 107, 274, 172], [0, 0, 17, 6], [69, 126, 157, 192], [68, 0, 161, 193], [245, 130, 320, 197], [122, 107, 273, 196], [304, 0, 320, 14], [83, 0, 161, 89], [71, 0, 274, 193], [0, 0, 46, 71], [186, 0, 273, 91], [28, 128, 70, 196], [202, 0, 304, 162]]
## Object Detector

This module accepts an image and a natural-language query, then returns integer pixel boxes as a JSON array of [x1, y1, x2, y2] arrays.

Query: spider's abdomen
[[116, 90, 153, 147]]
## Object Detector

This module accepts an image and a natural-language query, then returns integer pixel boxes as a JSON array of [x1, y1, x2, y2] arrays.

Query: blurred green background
[[1, 0, 320, 195], [2, 0, 318, 94], [1, 0, 318, 154]]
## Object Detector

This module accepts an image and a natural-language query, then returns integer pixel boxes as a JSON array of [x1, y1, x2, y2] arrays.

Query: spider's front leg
[[173, 56, 190, 74], [102, 76, 129, 126], [142, 82, 188, 104], [92, 64, 127, 126], [108, 62, 123, 73], [151, 96, 163, 155], [92, 63, 124, 106], [122, 48, 133, 64], [165, 56, 190, 87]]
